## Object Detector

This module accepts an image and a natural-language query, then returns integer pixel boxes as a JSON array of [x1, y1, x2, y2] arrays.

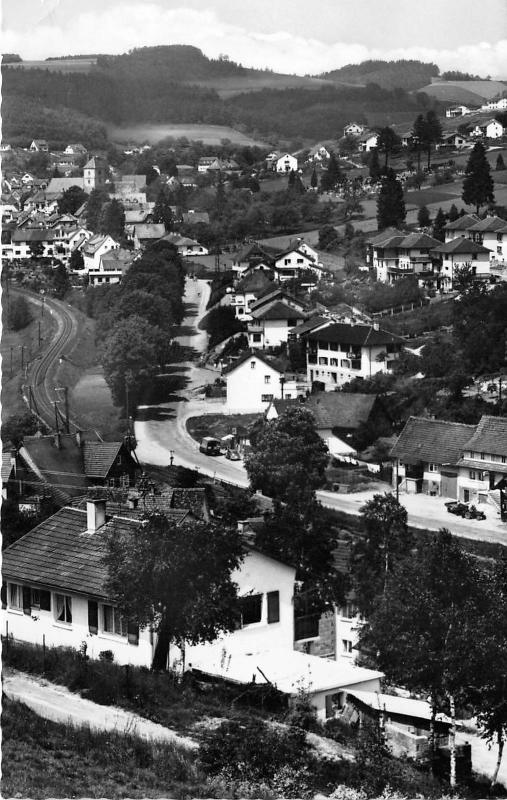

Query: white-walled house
[[485, 119, 504, 139], [445, 105, 473, 118], [367, 229, 441, 288], [344, 123, 365, 137], [88, 248, 135, 286], [276, 154, 298, 173], [273, 247, 323, 281], [81, 234, 120, 272], [305, 322, 404, 389], [224, 352, 309, 412], [390, 416, 476, 498], [444, 214, 480, 242], [1, 499, 302, 672], [455, 415, 507, 504], [431, 237, 491, 291], [247, 298, 307, 349], [161, 233, 209, 257], [357, 133, 379, 152], [467, 215, 507, 268]]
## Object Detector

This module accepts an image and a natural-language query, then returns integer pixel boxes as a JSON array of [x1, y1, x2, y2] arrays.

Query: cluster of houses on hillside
[[367, 214, 507, 291], [1, 147, 212, 285]]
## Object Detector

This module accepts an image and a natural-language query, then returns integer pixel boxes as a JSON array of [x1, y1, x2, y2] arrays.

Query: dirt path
[[3, 669, 198, 749]]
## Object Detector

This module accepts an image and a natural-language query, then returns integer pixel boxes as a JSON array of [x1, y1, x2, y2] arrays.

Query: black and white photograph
[[1, 1, 507, 797]]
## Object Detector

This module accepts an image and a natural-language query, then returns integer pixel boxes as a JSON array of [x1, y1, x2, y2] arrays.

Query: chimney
[[86, 499, 106, 533]]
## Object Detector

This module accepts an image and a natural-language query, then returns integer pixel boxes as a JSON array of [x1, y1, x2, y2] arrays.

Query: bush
[[199, 718, 312, 782]]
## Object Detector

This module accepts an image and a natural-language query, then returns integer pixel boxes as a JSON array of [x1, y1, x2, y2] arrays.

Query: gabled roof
[[432, 237, 490, 254], [467, 216, 507, 233], [287, 315, 330, 336], [2, 506, 137, 599], [161, 233, 202, 247], [235, 271, 274, 294], [304, 392, 378, 430], [307, 322, 404, 347], [367, 228, 406, 247], [82, 234, 117, 254], [222, 350, 290, 376], [82, 442, 123, 478], [2, 452, 14, 483], [235, 241, 280, 264], [250, 288, 305, 312], [462, 415, 507, 458], [125, 209, 152, 224], [11, 229, 58, 243], [398, 232, 442, 249], [133, 223, 165, 240], [347, 691, 451, 725], [250, 299, 306, 322], [99, 248, 134, 271], [45, 177, 86, 196], [444, 214, 480, 231], [390, 416, 476, 466]]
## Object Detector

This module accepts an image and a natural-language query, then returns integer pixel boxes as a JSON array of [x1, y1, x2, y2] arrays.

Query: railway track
[[18, 290, 80, 433]]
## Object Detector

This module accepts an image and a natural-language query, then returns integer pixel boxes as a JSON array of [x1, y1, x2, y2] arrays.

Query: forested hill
[[96, 45, 251, 81], [318, 59, 440, 91], [2, 46, 443, 146]]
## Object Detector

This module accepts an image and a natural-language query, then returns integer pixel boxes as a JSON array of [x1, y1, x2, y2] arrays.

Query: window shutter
[[88, 600, 98, 634], [39, 590, 51, 611], [22, 586, 32, 615], [1, 583, 7, 610], [267, 591, 280, 624], [127, 622, 139, 646]]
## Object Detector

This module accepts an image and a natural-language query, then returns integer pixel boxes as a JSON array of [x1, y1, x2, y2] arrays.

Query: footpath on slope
[[3, 668, 198, 749]]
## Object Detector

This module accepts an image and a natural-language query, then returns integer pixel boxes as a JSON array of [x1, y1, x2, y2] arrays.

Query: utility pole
[[54, 402, 60, 434], [38, 321, 42, 347], [10, 346, 13, 378], [20, 345, 25, 370], [55, 386, 70, 433]]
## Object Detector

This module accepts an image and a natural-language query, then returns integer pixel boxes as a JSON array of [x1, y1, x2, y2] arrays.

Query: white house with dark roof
[[82, 234, 120, 272], [390, 416, 476, 498], [224, 352, 309, 412], [1, 498, 301, 674], [305, 321, 404, 389], [456, 415, 507, 505], [273, 246, 323, 281], [89, 248, 135, 286], [276, 153, 298, 173], [30, 139, 48, 152], [367, 229, 442, 287], [247, 297, 307, 349], [229, 271, 275, 320], [343, 123, 365, 137], [161, 233, 209, 257], [431, 237, 491, 291], [466, 216, 507, 269], [357, 132, 379, 152]]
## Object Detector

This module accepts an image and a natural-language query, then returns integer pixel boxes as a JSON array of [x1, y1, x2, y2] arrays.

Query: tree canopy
[[57, 185, 88, 215], [104, 512, 244, 669], [376, 169, 406, 230], [462, 141, 495, 214], [245, 407, 329, 507]]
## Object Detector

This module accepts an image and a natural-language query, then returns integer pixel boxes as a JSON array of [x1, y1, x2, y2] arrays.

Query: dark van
[[199, 436, 221, 456]]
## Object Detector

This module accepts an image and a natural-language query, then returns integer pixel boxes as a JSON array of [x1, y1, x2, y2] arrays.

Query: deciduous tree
[[104, 512, 244, 670], [57, 185, 88, 215], [99, 198, 125, 240], [152, 187, 174, 231], [101, 315, 163, 406], [245, 407, 329, 507]]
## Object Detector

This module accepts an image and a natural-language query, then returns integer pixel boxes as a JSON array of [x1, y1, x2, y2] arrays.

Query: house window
[[340, 603, 358, 619], [264, 375, 271, 384], [480, 453, 485, 460], [267, 591, 280, 624], [9, 583, 22, 610], [261, 394, 273, 402], [284, 258, 291, 265], [252, 334, 262, 343], [330, 342, 338, 351], [319, 357, 328, 365], [428, 463, 438, 472], [330, 358, 338, 366], [469, 451, 475, 459], [342, 639, 353, 654], [55, 594, 72, 624], [250, 361, 256, 369], [31, 588, 51, 611], [502, 456, 506, 464], [497, 234, 503, 242], [103, 604, 127, 636], [297, 258, 304, 264], [469, 470, 476, 480], [116, 456, 122, 466], [240, 594, 263, 625]]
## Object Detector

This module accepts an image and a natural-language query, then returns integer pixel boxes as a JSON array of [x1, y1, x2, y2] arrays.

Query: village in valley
[[2, 14, 507, 800]]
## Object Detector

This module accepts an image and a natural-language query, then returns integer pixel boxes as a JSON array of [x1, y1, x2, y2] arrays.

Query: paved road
[[3, 669, 198, 749], [134, 278, 507, 543]]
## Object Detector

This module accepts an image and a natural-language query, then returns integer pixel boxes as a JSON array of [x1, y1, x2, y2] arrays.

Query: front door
[[464, 489, 470, 503]]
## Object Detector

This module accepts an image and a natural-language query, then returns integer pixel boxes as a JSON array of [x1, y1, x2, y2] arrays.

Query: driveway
[[3, 669, 198, 749]]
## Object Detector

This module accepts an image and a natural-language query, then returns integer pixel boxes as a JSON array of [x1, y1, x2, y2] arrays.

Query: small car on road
[[445, 501, 486, 520], [225, 449, 241, 461]]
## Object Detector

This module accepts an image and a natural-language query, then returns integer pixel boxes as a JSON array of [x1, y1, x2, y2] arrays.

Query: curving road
[[134, 280, 507, 545], [17, 290, 82, 433]]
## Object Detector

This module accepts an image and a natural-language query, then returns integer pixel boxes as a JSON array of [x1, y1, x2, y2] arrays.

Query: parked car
[[199, 436, 221, 456], [225, 449, 241, 461], [445, 501, 486, 520]]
